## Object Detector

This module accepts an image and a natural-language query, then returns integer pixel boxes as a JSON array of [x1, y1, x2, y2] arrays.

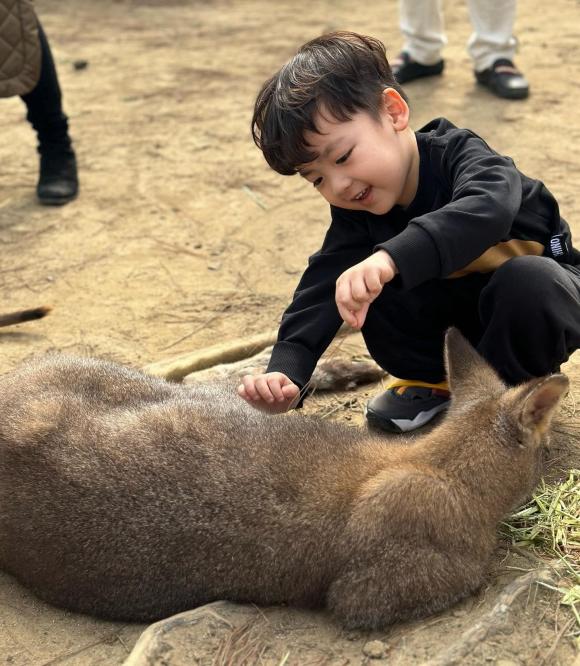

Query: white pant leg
[[466, 0, 517, 71], [399, 0, 446, 65]]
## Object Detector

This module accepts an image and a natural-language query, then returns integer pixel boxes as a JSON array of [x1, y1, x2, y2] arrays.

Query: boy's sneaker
[[365, 380, 450, 433], [392, 51, 445, 84]]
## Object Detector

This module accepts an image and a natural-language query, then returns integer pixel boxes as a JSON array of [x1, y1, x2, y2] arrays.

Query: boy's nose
[[329, 173, 352, 198]]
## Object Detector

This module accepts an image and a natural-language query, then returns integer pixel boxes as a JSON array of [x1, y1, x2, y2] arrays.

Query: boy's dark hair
[[251, 31, 407, 176]]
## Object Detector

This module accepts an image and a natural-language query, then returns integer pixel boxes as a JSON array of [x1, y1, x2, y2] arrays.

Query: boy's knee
[[482, 256, 565, 317], [494, 254, 554, 280], [490, 255, 561, 293]]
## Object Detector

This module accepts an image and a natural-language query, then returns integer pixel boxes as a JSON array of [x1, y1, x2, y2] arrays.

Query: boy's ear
[[380, 87, 410, 131]]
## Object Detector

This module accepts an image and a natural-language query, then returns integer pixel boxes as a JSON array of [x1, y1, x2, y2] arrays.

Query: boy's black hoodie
[[267, 118, 579, 388]]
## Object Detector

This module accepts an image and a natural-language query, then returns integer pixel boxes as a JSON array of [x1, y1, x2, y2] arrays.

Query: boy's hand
[[238, 372, 300, 413], [335, 250, 397, 329]]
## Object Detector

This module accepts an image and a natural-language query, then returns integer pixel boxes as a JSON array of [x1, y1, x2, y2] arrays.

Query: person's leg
[[478, 257, 580, 384], [20, 21, 78, 205], [466, 0, 517, 71], [392, 0, 446, 84], [467, 0, 529, 99], [400, 0, 446, 65]]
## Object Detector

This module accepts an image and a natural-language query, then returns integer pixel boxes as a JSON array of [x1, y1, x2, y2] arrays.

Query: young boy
[[238, 31, 580, 433]]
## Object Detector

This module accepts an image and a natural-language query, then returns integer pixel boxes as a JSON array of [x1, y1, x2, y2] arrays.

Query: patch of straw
[[501, 469, 580, 628], [212, 620, 269, 666], [560, 390, 578, 419]]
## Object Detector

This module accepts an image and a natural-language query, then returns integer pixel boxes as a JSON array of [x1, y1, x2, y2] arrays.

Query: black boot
[[20, 22, 79, 205], [37, 147, 79, 206]]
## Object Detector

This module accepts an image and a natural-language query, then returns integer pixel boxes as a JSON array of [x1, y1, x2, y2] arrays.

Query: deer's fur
[[0, 330, 568, 628]]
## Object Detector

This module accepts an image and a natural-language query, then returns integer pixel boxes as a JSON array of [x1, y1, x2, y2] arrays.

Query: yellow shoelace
[[386, 378, 450, 395]]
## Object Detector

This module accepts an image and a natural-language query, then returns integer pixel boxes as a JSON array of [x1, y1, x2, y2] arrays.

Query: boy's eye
[[335, 149, 352, 165], [313, 177, 323, 188]]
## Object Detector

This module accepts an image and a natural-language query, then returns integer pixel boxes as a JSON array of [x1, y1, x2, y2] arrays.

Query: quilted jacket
[[0, 0, 40, 97]]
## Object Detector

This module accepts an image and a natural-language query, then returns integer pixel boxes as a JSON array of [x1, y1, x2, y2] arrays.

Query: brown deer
[[0, 329, 568, 628]]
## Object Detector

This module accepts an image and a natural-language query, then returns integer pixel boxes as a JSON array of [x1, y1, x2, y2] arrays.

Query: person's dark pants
[[20, 22, 71, 153], [361, 256, 580, 385]]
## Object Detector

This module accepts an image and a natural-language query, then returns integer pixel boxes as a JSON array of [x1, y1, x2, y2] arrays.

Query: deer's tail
[[0, 306, 52, 328]]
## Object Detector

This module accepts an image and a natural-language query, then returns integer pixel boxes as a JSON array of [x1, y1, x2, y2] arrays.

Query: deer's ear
[[518, 374, 569, 433], [444, 328, 503, 399]]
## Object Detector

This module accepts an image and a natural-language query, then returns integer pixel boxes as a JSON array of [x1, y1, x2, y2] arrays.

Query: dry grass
[[212, 621, 269, 665], [560, 390, 579, 419], [501, 469, 580, 627]]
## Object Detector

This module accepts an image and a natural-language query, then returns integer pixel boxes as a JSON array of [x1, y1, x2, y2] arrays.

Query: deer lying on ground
[[0, 329, 568, 628]]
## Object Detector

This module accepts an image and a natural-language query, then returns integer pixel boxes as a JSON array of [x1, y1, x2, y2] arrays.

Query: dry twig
[[124, 601, 234, 666], [421, 567, 557, 666], [144, 331, 278, 381]]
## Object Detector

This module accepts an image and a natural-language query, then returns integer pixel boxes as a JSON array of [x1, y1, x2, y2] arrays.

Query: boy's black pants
[[361, 256, 580, 385]]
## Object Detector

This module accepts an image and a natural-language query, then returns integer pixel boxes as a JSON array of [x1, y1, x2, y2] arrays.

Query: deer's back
[[0, 354, 372, 619]]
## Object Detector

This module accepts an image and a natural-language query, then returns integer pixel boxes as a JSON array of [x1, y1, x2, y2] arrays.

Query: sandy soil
[[0, 0, 579, 663]]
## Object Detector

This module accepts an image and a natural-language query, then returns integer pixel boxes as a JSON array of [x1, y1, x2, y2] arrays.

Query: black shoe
[[475, 58, 529, 100], [365, 381, 450, 433], [37, 150, 79, 206], [392, 51, 445, 84]]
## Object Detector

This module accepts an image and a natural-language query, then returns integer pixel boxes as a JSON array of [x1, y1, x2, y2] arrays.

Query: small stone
[[344, 630, 362, 641], [362, 639, 389, 659], [73, 59, 89, 70], [207, 262, 221, 271], [453, 609, 468, 617]]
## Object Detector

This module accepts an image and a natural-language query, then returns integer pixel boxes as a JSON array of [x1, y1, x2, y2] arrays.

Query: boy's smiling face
[[298, 88, 419, 215]]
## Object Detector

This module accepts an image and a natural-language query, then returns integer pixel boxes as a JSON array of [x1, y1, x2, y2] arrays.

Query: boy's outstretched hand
[[238, 372, 300, 413], [335, 250, 397, 329]]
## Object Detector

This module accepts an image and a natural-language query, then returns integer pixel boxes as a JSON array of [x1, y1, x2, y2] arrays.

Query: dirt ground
[[1, 0, 580, 663]]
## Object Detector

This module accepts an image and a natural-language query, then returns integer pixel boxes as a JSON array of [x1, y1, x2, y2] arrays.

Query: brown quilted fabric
[[0, 0, 41, 98]]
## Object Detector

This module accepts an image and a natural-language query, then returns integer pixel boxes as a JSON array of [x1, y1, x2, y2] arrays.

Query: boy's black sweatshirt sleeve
[[377, 130, 523, 290], [267, 208, 372, 389]]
